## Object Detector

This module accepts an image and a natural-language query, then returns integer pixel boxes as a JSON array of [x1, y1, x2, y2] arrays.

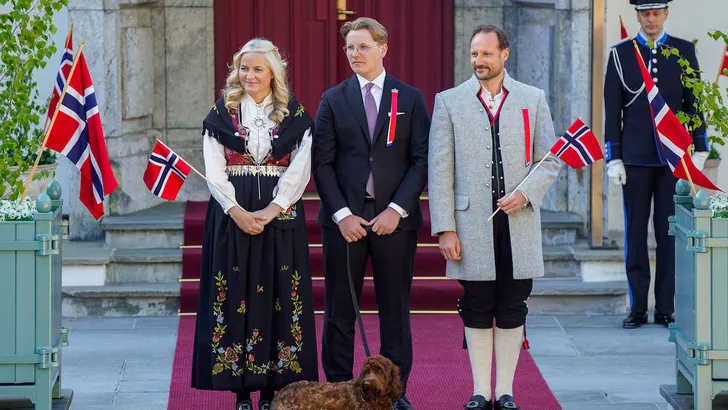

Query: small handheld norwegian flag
[[143, 140, 192, 201], [549, 118, 604, 168]]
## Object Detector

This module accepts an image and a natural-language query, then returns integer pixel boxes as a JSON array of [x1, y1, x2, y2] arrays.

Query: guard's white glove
[[691, 151, 709, 171], [607, 159, 627, 185]]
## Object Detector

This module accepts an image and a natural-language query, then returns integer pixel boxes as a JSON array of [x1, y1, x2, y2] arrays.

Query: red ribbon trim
[[523, 109, 531, 166]]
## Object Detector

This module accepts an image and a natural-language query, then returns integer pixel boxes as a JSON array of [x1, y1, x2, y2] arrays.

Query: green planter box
[[668, 180, 728, 409], [0, 182, 69, 409]]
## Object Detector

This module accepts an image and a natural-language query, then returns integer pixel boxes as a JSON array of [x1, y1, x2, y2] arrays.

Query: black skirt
[[191, 173, 318, 391]]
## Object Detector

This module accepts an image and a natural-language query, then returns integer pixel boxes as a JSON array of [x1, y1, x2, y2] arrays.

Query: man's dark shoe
[[494, 395, 520, 410], [654, 312, 675, 327], [622, 312, 648, 329], [464, 394, 492, 409], [235, 401, 252, 410], [259, 400, 271, 410], [392, 394, 414, 410]]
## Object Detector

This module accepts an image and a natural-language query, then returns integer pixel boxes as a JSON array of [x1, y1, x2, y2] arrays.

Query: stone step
[[101, 202, 184, 249], [107, 248, 182, 283], [528, 278, 628, 315], [61, 278, 628, 317], [540, 209, 584, 246], [62, 283, 179, 317]]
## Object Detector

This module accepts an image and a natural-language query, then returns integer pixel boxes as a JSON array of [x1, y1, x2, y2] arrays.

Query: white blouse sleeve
[[203, 132, 239, 213], [272, 128, 312, 210]]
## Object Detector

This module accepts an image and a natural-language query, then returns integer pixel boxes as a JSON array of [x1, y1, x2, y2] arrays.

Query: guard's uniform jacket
[[604, 30, 708, 166]]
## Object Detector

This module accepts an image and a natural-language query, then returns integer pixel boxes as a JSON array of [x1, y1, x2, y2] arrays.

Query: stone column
[[454, 0, 594, 228], [66, 0, 214, 240]]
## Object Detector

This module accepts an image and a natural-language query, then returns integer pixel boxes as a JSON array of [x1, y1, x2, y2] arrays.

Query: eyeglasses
[[343, 44, 379, 55]]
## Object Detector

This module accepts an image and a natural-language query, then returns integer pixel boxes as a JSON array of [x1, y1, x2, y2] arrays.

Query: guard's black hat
[[630, 0, 672, 10]]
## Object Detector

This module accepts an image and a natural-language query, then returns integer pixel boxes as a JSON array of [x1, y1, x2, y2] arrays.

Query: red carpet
[[167, 315, 562, 410]]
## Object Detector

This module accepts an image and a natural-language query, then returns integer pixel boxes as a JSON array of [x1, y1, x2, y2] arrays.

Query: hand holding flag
[[144, 139, 241, 208], [488, 118, 603, 221]]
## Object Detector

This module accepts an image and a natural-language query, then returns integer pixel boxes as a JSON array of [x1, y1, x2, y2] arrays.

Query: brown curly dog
[[271, 355, 402, 410]]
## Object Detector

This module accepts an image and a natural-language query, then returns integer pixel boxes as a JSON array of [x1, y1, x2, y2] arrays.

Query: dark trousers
[[458, 203, 533, 330], [321, 199, 418, 390], [623, 165, 678, 315]]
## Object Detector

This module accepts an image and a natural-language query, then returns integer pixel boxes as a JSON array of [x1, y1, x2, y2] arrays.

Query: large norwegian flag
[[632, 42, 721, 192], [47, 29, 73, 127], [45, 51, 118, 219], [549, 118, 604, 168], [143, 140, 191, 201]]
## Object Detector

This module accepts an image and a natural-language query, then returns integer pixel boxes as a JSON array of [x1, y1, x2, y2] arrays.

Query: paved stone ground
[[0, 314, 686, 410]]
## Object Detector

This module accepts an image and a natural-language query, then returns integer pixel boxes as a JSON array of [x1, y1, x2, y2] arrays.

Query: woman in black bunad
[[191, 38, 318, 410]]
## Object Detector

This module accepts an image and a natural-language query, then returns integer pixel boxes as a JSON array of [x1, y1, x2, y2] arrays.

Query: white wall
[[604, 0, 728, 237]]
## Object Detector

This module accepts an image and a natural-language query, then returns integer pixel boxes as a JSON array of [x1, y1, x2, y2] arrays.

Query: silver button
[[653, 77, 659, 83], [652, 68, 658, 73], [652, 49, 657, 54], [486, 184, 490, 188], [479, 108, 484, 112], [652, 58, 657, 64], [234, 132, 240, 136], [486, 164, 490, 168], [486, 145, 491, 149]]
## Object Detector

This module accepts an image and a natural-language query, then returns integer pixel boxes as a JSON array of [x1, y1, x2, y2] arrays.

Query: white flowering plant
[[710, 195, 728, 219], [0, 197, 36, 222]]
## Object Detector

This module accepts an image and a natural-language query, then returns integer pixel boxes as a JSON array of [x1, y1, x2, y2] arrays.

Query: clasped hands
[[229, 203, 283, 235], [338, 208, 401, 243]]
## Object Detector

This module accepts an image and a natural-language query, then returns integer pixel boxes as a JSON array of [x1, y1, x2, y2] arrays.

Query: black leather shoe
[[622, 312, 648, 329], [494, 395, 519, 410], [392, 394, 414, 410], [464, 395, 492, 409], [235, 401, 252, 410], [654, 312, 675, 327]]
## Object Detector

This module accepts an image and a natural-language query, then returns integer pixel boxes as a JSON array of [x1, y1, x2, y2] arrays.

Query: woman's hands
[[229, 207, 264, 235], [252, 203, 284, 226]]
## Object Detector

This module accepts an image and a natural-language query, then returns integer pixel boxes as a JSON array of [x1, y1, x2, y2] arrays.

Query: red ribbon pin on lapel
[[387, 89, 399, 147]]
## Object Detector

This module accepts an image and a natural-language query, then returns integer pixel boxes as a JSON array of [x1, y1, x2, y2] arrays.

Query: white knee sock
[[494, 326, 523, 399], [464, 327, 493, 400]]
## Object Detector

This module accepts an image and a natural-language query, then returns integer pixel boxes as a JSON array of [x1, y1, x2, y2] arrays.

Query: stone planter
[[6, 163, 57, 201], [667, 180, 728, 409], [0, 181, 70, 409], [703, 158, 721, 196]]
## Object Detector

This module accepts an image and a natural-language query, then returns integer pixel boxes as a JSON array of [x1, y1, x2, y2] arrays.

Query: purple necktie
[[364, 83, 377, 198]]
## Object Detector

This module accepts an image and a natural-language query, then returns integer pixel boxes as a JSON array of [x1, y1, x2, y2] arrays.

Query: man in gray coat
[[428, 25, 560, 410]]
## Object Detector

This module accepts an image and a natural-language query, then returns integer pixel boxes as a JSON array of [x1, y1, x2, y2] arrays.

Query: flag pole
[[20, 41, 85, 203], [41, 24, 73, 136], [680, 158, 697, 196], [154, 138, 243, 209], [487, 152, 551, 222], [717, 43, 728, 84]]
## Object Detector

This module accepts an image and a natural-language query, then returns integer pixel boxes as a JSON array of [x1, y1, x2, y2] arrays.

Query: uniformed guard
[[604, 0, 709, 329]]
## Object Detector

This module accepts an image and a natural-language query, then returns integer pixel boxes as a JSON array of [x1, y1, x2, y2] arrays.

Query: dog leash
[[346, 237, 371, 358]]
